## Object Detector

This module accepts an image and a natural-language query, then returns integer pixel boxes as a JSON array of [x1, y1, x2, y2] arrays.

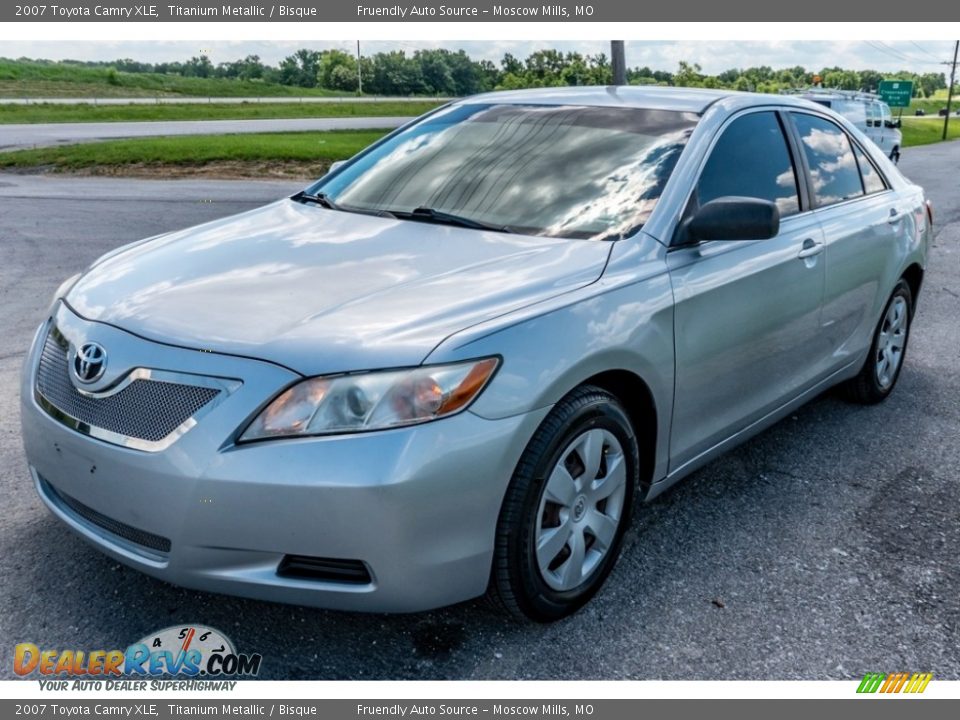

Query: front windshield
[[309, 103, 699, 240]]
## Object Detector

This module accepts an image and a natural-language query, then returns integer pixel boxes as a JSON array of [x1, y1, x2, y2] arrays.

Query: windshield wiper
[[293, 191, 400, 220], [292, 190, 340, 210], [392, 206, 514, 234]]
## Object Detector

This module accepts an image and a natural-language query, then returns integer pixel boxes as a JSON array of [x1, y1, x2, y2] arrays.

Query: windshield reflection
[[310, 103, 699, 240]]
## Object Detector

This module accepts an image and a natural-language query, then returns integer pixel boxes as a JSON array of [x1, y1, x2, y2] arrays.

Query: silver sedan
[[20, 87, 931, 621]]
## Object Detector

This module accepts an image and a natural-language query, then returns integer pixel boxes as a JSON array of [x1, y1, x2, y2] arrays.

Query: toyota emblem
[[73, 342, 107, 384]]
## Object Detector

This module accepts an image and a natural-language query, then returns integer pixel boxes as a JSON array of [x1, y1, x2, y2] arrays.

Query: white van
[[794, 90, 903, 163]]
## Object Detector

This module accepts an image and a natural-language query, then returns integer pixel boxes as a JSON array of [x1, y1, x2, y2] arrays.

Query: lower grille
[[39, 474, 172, 555], [277, 555, 371, 584], [35, 326, 220, 447]]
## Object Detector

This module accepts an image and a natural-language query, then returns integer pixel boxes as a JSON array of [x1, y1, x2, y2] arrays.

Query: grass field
[[0, 101, 442, 124], [0, 131, 391, 178], [906, 97, 959, 116], [1, 96, 947, 128], [0, 59, 349, 99], [0, 117, 955, 178], [901, 116, 960, 146]]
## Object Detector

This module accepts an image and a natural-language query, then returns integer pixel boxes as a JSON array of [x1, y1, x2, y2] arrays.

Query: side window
[[791, 113, 865, 207], [841, 101, 866, 127], [696, 111, 800, 217], [880, 104, 892, 126], [852, 143, 887, 195]]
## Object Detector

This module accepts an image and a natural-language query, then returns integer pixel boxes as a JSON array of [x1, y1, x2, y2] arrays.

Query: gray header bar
[[1, 1, 954, 22]]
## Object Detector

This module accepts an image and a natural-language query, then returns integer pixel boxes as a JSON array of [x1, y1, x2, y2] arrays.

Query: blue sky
[[3, 40, 954, 74]]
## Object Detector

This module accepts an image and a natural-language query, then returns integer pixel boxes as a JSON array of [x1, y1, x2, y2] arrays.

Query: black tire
[[487, 385, 639, 622], [842, 279, 913, 404], [890, 147, 901, 165]]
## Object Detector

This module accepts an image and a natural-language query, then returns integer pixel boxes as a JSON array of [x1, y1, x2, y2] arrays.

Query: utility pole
[[611, 41, 626, 86], [356, 41, 363, 96], [944, 40, 959, 141]]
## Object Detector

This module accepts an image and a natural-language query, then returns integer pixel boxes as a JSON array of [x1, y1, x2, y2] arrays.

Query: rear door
[[787, 111, 905, 368], [667, 109, 829, 472]]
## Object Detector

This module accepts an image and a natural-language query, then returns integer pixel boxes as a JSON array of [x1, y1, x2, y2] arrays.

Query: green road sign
[[878, 80, 914, 108]]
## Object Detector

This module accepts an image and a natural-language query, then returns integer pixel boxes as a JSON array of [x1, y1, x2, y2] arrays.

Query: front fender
[[427, 237, 675, 483]]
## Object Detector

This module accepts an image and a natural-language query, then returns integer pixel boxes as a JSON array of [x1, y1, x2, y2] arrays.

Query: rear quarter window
[[852, 142, 887, 195], [791, 112, 865, 207]]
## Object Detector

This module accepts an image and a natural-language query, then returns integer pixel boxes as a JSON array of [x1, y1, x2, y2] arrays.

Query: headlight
[[239, 357, 499, 441]]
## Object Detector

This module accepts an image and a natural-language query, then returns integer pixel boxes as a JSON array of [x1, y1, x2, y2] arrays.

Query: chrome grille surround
[[34, 325, 234, 452]]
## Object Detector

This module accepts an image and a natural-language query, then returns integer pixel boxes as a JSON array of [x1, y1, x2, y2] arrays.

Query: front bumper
[[21, 305, 548, 612]]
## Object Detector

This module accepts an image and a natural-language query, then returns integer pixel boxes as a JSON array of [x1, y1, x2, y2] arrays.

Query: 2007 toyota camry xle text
[[21, 87, 931, 621]]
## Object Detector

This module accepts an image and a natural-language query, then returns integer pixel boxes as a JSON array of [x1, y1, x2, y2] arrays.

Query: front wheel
[[488, 385, 639, 622], [890, 146, 901, 164], [842, 279, 913, 404]]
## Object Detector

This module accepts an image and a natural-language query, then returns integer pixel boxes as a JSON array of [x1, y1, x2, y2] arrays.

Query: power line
[[876, 41, 915, 61], [863, 41, 910, 64], [864, 40, 910, 62], [865, 40, 943, 66], [909, 41, 948, 63], [876, 41, 936, 65]]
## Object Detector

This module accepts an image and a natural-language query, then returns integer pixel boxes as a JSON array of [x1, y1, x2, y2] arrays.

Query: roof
[[459, 85, 822, 115], [792, 89, 884, 103]]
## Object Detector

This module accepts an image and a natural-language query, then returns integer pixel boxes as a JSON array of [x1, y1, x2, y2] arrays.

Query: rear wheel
[[488, 385, 639, 622], [842, 279, 913, 404]]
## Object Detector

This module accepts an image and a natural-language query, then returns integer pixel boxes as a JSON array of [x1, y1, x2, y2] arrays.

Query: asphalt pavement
[[0, 116, 412, 151], [0, 144, 958, 680]]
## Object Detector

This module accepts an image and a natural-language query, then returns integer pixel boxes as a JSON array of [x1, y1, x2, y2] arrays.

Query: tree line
[[11, 50, 949, 98]]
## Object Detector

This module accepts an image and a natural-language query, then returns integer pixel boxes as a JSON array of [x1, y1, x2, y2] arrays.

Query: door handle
[[797, 239, 824, 259], [888, 208, 906, 224]]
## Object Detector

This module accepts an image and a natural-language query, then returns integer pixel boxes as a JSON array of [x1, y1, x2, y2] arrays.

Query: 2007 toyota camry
[[21, 87, 931, 621]]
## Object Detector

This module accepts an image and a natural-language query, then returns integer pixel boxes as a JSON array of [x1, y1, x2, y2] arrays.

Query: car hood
[[66, 199, 611, 376]]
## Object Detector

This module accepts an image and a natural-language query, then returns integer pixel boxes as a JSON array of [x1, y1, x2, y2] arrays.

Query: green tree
[[279, 49, 321, 87], [182, 55, 213, 78], [368, 51, 425, 95], [317, 50, 356, 91], [673, 61, 703, 87]]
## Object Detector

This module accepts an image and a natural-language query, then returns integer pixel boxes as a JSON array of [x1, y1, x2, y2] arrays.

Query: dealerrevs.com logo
[[14, 625, 262, 688]]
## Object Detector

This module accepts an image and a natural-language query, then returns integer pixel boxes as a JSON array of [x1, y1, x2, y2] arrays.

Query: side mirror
[[683, 196, 780, 243], [328, 160, 347, 173], [885, 119, 901, 129]]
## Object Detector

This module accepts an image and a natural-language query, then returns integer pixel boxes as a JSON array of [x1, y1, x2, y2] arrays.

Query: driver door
[[666, 109, 829, 474]]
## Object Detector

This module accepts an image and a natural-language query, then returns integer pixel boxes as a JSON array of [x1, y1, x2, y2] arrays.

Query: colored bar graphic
[[857, 672, 932, 694], [857, 673, 886, 693], [910, 673, 933, 693]]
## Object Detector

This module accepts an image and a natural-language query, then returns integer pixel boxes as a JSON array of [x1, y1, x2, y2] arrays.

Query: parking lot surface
[[1, 144, 958, 679]]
